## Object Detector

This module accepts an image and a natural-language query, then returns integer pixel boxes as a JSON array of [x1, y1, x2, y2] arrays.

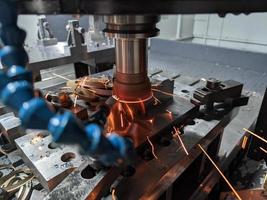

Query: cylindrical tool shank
[[104, 15, 159, 101], [116, 39, 147, 74]]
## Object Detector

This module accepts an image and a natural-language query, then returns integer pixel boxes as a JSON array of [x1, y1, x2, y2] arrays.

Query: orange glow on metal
[[173, 126, 189, 155], [147, 136, 159, 160], [241, 136, 248, 149], [198, 144, 242, 200], [74, 95, 78, 108], [124, 103, 134, 120], [120, 113, 124, 128], [243, 128, 267, 144], [140, 100, 146, 114], [108, 111, 115, 133], [112, 95, 152, 104]]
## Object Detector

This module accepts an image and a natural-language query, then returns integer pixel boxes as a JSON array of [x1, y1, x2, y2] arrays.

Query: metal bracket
[[65, 20, 87, 55], [191, 78, 249, 120], [65, 20, 89, 78], [37, 16, 58, 46]]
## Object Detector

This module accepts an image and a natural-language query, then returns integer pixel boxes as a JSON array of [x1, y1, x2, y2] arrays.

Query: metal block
[[15, 130, 88, 191], [0, 112, 14, 120], [7, 150, 24, 167], [30, 189, 47, 200], [44, 161, 109, 200], [0, 114, 25, 147], [0, 103, 8, 115]]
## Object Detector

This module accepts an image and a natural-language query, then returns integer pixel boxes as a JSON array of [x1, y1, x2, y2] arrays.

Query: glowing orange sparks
[[108, 112, 116, 132], [152, 94, 161, 105], [120, 113, 124, 128], [166, 110, 172, 115], [112, 188, 116, 200], [52, 73, 71, 81], [147, 136, 159, 160], [79, 77, 96, 94], [198, 144, 242, 200], [124, 103, 134, 120], [152, 88, 176, 97], [140, 100, 146, 114], [74, 95, 78, 108], [112, 95, 152, 104], [260, 147, 267, 154], [173, 127, 189, 155], [73, 77, 89, 107], [243, 128, 267, 144], [241, 136, 248, 149], [45, 91, 51, 99]]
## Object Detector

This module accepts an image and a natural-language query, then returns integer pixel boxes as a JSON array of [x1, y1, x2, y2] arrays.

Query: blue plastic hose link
[[19, 98, 54, 130], [48, 111, 90, 146], [0, 0, 135, 166], [85, 123, 121, 165], [0, 72, 10, 91], [107, 134, 135, 164], [0, 0, 28, 67], [1, 81, 34, 111], [0, 45, 29, 68], [7, 65, 33, 83], [48, 112, 134, 165]]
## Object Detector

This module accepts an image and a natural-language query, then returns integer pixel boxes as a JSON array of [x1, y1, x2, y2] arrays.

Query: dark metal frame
[[16, 0, 267, 15], [248, 88, 267, 161]]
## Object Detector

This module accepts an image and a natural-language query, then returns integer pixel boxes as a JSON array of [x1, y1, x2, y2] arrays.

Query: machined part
[[206, 78, 221, 91], [104, 15, 160, 39], [0, 168, 34, 193], [37, 15, 58, 46], [0, 113, 25, 147], [191, 79, 248, 118], [104, 15, 160, 102], [65, 20, 87, 57], [15, 130, 88, 191], [0, 103, 8, 115], [45, 83, 240, 200], [113, 38, 151, 101], [44, 161, 110, 200], [115, 39, 147, 74]]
